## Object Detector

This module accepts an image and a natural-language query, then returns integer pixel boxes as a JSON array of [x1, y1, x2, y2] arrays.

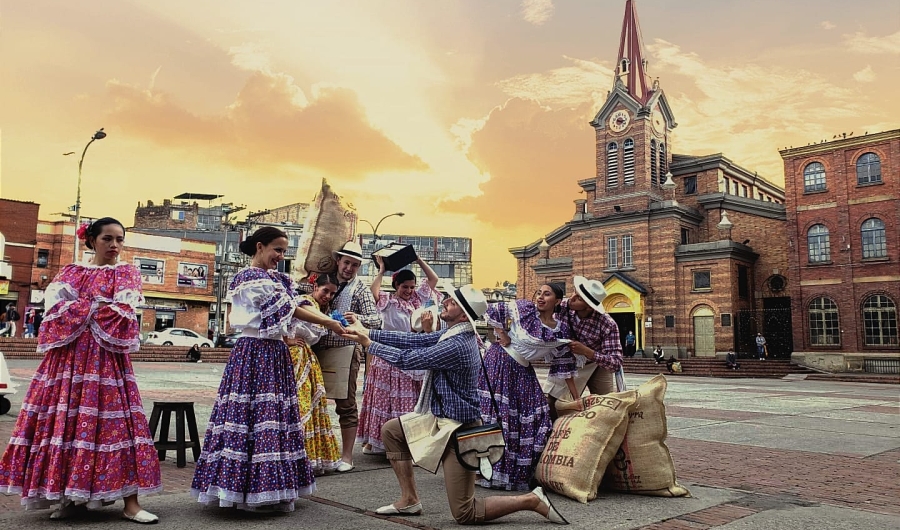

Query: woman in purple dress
[[0, 218, 162, 523], [478, 283, 576, 491], [190, 227, 345, 512]]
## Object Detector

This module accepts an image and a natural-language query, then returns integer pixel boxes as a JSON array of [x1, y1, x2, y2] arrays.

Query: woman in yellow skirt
[[286, 272, 342, 474]]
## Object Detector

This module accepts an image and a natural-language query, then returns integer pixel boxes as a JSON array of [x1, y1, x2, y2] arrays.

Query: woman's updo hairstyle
[[314, 272, 340, 288], [391, 269, 416, 289], [239, 226, 288, 256], [83, 217, 126, 250]]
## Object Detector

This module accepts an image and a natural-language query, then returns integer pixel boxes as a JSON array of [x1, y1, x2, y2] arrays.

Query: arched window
[[861, 218, 887, 259], [856, 152, 882, 185], [606, 142, 619, 187], [623, 139, 635, 185], [803, 162, 826, 192], [659, 142, 667, 178], [807, 224, 831, 263], [862, 295, 898, 346], [808, 297, 840, 346], [650, 139, 658, 186]]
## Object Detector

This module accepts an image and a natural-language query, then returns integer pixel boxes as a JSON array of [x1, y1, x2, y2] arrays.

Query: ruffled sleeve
[[375, 290, 391, 311], [230, 271, 296, 339], [484, 301, 511, 330], [287, 294, 328, 346], [37, 265, 93, 353], [91, 265, 143, 354]]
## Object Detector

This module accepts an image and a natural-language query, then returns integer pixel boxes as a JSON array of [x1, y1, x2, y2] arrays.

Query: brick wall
[[783, 130, 900, 353], [0, 199, 40, 331]]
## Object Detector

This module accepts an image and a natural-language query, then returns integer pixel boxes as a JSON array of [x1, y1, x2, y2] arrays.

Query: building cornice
[[696, 193, 786, 221], [779, 129, 900, 158], [675, 240, 759, 263], [532, 257, 574, 275], [671, 153, 784, 197]]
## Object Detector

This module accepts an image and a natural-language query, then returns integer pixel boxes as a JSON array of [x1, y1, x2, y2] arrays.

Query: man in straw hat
[[543, 276, 623, 419], [308, 240, 382, 472], [342, 282, 568, 525]]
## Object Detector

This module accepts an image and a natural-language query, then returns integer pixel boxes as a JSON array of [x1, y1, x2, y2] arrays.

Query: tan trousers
[[547, 366, 615, 421], [382, 418, 486, 525], [334, 344, 362, 429]]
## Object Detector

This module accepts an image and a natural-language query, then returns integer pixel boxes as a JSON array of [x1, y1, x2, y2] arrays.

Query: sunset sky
[[2, 0, 898, 287]]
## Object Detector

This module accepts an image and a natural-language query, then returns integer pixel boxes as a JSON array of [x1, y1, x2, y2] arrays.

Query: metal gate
[[735, 306, 794, 359]]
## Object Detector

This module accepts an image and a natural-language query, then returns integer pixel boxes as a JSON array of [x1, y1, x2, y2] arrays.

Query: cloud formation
[[853, 65, 877, 83], [443, 97, 594, 228], [521, 0, 555, 26], [105, 71, 427, 178], [845, 30, 900, 54], [820, 21, 836, 30]]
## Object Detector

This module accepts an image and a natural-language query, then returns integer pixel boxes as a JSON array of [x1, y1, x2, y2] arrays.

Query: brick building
[[0, 199, 41, 333], [510, 0, 790, 358], [32, 220, 216, 341], [782, 130, 899, 369]]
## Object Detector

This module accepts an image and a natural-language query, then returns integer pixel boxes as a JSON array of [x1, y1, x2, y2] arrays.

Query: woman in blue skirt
[[191, 227, 346, 512]]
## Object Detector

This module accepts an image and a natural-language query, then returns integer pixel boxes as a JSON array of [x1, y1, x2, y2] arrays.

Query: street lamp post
[[67, 128, 107, 261], [359, 212, 405, 245]]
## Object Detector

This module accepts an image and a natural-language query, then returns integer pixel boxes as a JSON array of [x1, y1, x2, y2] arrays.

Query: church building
[[510, 0, 791, 358]]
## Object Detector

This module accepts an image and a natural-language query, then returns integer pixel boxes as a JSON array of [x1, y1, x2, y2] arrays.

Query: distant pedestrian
[[725, 351, 740, 370], [755, 333, 767, 360], [23, 309, 35, 338], [186, 343, 202, 363], [653, 345, 665, 364], [624, 330, 636, 358]]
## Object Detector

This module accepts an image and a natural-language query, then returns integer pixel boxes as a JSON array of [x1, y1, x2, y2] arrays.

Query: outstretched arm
[[371, 255, 386, 300], [416, 256, 440, 291]]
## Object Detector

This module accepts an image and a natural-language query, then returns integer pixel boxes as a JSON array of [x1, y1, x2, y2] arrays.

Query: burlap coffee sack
[[535, 391, 636, 503], [602, 375, 690, 497], [294, 179, 357, 280]]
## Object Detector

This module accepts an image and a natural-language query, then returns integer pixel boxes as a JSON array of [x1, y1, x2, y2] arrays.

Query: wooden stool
[[148, 401, 201, 468]]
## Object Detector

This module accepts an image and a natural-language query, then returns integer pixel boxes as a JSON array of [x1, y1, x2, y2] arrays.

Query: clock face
[[608, 110, 630, 133], [651, 108, 666, 135]]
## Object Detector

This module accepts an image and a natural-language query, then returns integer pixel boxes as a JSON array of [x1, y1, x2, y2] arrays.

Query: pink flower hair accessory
[[75, 222, 91, 242]]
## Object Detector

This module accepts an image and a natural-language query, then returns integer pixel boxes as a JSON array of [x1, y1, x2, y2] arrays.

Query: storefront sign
[[135, 257, 165, 285], [177, 262, 208, 288], [0, 280, 8, 295], [30, 289, 45, 304], [140, 298, 187, 311]]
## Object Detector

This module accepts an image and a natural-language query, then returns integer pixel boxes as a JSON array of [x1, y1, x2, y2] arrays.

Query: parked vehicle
[[144, 328, 214, 348], [216, 332, 240, 349]]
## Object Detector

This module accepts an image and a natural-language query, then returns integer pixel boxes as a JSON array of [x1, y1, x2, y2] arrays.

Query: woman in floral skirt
[[356, 255, 440, 455], [0, 218, 162, 523], [478, 283, 577, 491], [285, 272, 341, 474], [190, 227, 345, 512]]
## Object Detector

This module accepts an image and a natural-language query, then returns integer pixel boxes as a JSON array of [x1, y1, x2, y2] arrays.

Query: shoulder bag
[[450, 353, 506, 480]]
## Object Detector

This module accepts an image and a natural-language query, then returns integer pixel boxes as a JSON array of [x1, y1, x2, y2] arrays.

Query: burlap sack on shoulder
[[602, 375, 690, 497], [294, 179, 357, 281], [535, 391, 636, 503]]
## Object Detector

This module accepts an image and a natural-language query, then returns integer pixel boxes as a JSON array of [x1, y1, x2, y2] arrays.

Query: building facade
[[32, 220, 216, 341], [510, 0, 790, 358], [782, 130, 899, 367], [0, 199, 41, 332], [357, 234, 474, 290]]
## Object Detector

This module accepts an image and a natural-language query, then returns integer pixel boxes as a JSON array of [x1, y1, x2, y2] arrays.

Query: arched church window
[[650, 139, 658, 186], [607, 143, 619, 187], [623, 139, 635, 185]]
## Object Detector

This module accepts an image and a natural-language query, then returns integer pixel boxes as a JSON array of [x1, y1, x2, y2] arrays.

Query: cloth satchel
[[450, 353, 506, 480]]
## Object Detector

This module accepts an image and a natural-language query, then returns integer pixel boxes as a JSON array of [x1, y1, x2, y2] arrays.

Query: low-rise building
[[32, 220, 216, 341], [356, 234, 473, 290], [0, 199, 41, 333]]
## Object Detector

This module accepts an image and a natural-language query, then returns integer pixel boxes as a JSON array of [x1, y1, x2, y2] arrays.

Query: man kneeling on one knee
[[342, 283, 567, 525]]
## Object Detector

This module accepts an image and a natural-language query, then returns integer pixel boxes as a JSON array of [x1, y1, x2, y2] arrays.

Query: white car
[[144, 328, 213, 348]]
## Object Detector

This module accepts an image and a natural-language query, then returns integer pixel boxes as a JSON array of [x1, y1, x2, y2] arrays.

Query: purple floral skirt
[[191, 337, 316, 511], [477, 344, 551, 491]]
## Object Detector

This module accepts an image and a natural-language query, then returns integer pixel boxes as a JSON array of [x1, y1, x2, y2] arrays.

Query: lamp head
[[93, 128, 107, 141]]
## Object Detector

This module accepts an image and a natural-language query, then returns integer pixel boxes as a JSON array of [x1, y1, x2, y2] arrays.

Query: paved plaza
[[0, 359, 897, 529]]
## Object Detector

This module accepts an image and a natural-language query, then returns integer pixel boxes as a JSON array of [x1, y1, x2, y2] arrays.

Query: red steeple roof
[[615, 0, 652, 105]]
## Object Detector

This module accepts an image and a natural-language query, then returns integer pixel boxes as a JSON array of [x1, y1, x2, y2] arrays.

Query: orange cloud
[[443, 97, 593, 229], [105, 71, 428, 177]]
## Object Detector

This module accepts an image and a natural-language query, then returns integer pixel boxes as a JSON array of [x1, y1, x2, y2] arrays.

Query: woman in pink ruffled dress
[[356, 255, 441, 455], [0, 218, 162, 523]]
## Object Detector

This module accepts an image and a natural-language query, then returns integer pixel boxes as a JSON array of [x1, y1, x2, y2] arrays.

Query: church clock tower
[[588, 0, 676, 209]]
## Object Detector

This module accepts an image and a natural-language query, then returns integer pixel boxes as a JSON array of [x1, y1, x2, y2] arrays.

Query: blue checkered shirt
[[368, 326, 482, 424]]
